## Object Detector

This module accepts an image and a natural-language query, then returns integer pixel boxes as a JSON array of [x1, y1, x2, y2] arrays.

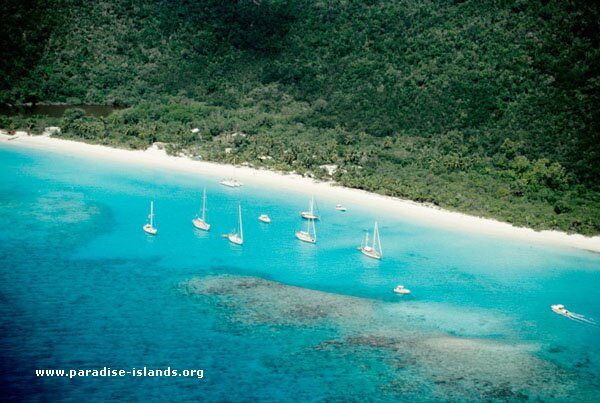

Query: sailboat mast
[[312, 217, 317, 241], [202, 188, 206, 221], [372, 222, 377, 249], [150, 201, 154, 227], [373, 221, 382, 256], [238, 203, 243, 241]]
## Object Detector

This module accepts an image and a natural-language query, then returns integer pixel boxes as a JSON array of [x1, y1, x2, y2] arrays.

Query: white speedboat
[[220, 179, 242, 187], [143, 201, 158, 235], [551, 304, 570, 317], [335, 204, 347, 211], [258, 214, 271, 223], [551, 304, 597, 325], [393, 285, 411, 295]]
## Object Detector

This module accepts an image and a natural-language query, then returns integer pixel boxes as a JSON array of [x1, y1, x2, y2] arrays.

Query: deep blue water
[[1, 144, 599, 401]]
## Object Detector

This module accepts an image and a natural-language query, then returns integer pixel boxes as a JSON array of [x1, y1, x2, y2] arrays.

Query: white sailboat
[[143, 201, 158, 235], [296, 217, 317, 243], [228, 203, 244, 245], [192, 187, 211, 231], [301, 196, 320, 220], [359, 221, 382, 259]]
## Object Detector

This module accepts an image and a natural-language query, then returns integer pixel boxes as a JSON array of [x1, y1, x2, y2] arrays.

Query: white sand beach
[[2, 131, 599, 253]]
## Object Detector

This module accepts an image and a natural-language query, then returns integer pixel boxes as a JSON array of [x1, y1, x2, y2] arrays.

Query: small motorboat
[[551, 304, 570, 317], [393, 285, 411, 295], [335, 204, 347, 211], [551, 304, 597, 325], [258, 214, 271, 223]]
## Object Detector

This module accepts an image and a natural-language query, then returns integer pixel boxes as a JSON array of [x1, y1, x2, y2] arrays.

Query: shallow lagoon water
[[0, 144, 599, 401]]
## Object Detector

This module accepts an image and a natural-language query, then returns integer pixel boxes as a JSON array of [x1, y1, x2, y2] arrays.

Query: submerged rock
[[180, 274, 599, 401], [181, 275, 376, 327]]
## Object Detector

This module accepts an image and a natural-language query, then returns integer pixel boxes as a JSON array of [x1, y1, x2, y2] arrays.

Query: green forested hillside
[[1, 0, 599, 234]]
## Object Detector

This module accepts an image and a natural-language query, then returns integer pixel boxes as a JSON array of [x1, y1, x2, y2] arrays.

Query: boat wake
[[567, 312, 597, 325], [551, 304, 597, 326]]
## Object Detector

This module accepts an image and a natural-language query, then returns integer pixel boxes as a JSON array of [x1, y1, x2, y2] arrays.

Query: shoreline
[[1, 131, 599, 254]]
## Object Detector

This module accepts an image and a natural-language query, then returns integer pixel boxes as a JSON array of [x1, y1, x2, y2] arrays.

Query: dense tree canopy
[[1, 0, 599, 234]]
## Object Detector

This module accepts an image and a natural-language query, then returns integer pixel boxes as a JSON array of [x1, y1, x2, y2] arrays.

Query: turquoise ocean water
[[1, 144, 599, 401]]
